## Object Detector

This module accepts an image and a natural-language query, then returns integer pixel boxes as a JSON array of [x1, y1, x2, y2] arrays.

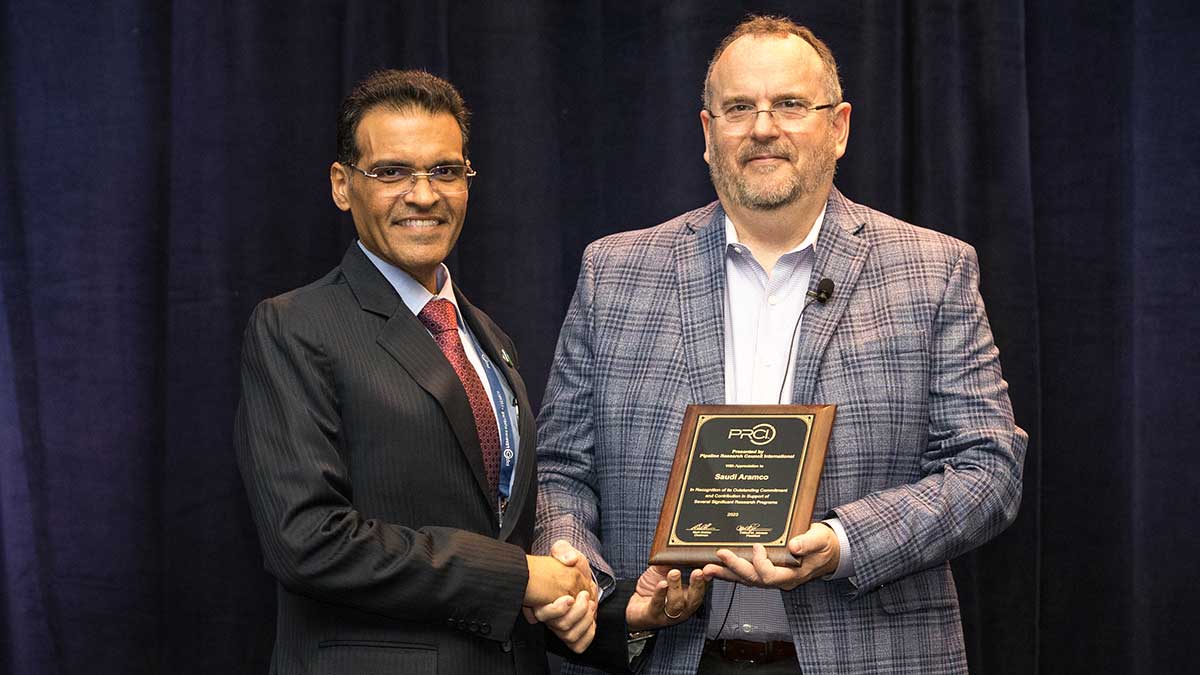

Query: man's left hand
[[625, 566, 709, 631], [701, 522, 840, 591]]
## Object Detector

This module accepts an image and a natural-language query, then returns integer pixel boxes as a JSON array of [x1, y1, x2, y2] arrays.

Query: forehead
[[353, 107, 464, 164], [709, 34, 825, 101]]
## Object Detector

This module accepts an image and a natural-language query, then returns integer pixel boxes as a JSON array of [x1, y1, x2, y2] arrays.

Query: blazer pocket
[[838, 332, 928, 372], [877, 563, 959, 614], [316, 640, 437, 672]]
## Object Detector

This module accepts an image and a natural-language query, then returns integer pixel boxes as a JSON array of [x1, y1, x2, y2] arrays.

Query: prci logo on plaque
[[650, 405, 835, 567]]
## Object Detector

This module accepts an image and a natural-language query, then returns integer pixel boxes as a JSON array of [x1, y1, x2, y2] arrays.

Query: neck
[[405, 266, 440, 294], [723, 187, 829, 272]]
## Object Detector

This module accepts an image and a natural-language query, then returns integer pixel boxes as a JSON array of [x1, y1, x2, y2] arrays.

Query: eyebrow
[[717, 93, 813, 106], [368, 157, 465, 169]]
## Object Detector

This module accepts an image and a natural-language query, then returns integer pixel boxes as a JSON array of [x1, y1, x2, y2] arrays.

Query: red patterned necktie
[[417, 298, 500, 498]]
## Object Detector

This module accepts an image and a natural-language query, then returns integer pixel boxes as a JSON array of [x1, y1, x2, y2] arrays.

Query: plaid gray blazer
[[535, 189, 1027, 674]]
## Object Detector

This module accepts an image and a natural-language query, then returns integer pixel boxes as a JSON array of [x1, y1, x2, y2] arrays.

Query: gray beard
[[709, 134, 837, 211]]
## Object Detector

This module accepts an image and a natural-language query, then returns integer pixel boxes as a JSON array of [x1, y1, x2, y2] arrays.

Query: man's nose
[[403, 175, 440, 208], [749, 109, 782, 140]]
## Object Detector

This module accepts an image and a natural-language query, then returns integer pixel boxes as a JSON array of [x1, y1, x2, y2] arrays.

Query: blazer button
[[480, 623, 491, 636], [469, 620, 479, 633], [501, 640, 512, 653]]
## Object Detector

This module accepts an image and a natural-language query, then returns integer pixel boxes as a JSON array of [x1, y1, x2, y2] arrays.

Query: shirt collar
[[723, 203, 827, 257], [357, 241, 463, 327]]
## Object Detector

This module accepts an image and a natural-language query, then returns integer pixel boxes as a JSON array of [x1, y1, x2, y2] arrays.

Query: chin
[[739, 183, 802, 209], [743, 200, 790, 211]]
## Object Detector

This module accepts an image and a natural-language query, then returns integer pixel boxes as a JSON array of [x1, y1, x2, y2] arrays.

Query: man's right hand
[[524, 550, 594, 607], [524, 542, 599, 653]]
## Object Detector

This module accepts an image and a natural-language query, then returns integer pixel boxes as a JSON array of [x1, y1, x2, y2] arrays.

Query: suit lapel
[[791, 188, 871, 403], [675, 203, 728, 406], [457, 289, 537, 541], [340, 245, 492, 504]]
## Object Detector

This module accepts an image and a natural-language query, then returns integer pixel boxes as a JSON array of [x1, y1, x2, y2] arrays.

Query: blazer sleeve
[[234, 298, 528, 640], [831, 245, 1028, 595], [533, 244, 615, 582]]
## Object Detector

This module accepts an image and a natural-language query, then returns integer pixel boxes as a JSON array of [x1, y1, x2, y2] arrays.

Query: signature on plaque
[[686, 522, 720, 537], [735, 523, 772, 538]]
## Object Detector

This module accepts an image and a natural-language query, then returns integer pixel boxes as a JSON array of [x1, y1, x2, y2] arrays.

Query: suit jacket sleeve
[[234, 298, 528, 640], [831, 245, 1028, 594]]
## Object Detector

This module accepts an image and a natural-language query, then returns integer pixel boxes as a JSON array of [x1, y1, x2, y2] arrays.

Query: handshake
[[523, 540, 711, 653]]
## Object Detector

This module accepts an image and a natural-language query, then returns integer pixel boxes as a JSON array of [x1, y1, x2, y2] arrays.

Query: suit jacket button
[[501, 640, 512, 653], [469, 620, 479, 632], [480, 623, 491, 636]]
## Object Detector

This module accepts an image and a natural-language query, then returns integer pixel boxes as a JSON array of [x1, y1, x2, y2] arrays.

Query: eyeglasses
[[707, 99, 837, 132], [344, 163, 476, 194]]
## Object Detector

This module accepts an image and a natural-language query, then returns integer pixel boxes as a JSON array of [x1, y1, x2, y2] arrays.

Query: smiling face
[[330, 107, 468, 292], [701, 34, 850, 212]]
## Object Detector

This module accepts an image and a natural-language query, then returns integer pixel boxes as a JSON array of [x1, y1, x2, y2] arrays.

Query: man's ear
[[700, 109, 713, 165], [330, 162, 351, 212], [831, 102, 852, 160]]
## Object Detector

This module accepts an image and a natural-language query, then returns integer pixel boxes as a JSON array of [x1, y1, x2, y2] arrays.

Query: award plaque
[[649, 404, 835, 567]]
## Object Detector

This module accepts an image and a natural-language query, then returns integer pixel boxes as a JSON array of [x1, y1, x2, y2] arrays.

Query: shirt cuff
[[593, 569, 615, 603], [821, 518, 854, 580]]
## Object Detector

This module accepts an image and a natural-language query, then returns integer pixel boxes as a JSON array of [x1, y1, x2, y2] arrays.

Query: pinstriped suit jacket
[[535, 189, 1027, 674], [235, 243, 547, 674]]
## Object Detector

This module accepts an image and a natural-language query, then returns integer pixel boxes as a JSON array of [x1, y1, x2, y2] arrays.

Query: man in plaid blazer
[[535, 16, 1027, 674]]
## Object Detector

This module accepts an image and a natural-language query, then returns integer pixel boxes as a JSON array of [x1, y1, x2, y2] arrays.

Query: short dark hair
[[703, 15, 842, 108], [336, 69, 471, 164]]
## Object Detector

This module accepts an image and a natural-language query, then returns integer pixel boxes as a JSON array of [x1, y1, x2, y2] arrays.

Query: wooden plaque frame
[[649, 404, 835, 567]]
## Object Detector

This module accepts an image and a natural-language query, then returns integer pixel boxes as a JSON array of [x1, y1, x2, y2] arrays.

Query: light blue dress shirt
[[358, 241, 521, 498], [708, 209, 853, 641]]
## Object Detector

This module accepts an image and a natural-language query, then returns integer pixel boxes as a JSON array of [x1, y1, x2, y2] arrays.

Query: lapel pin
[[501, 349, 514, 367]]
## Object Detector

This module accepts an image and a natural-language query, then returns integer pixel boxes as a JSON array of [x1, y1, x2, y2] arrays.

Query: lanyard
[[475, 346, 517, 501]]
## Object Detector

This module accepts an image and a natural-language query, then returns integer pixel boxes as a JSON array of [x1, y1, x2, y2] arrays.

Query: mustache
[[389, 206, 451, 221], [737, 143, 795, 163]]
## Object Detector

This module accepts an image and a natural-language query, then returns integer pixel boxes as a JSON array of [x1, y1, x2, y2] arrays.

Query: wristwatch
[[627, 630, 656, 663]]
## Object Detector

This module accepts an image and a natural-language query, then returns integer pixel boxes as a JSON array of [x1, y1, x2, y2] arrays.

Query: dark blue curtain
[[3, 2, 1197, 673]]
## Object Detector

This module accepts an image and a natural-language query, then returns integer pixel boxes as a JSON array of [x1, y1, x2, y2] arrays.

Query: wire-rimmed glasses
[[344, 163, 476, 195], [707, 99, 837, 133]]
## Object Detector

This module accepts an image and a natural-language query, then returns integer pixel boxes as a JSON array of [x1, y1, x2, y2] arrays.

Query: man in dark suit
[[235, 69, 596, 675]]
